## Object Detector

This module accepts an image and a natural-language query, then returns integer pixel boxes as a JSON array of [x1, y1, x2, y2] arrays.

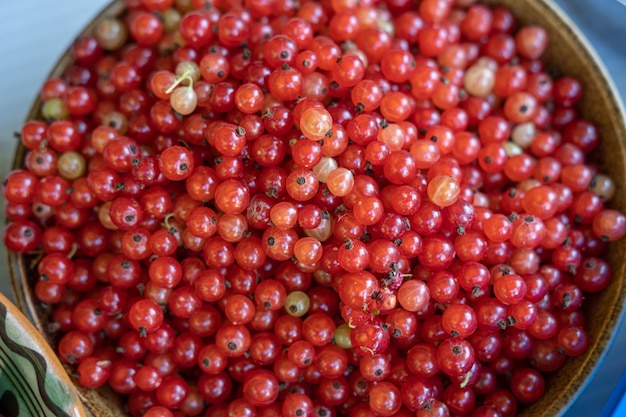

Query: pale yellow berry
[[284, 291, 311, 317], [304, 212, 332, 242], [175, 61, 201, 84], [473, 191, 490, 208], [312, 157, 338, 183], [41, 98, 69, 121], [163, 9, 182, 32], [464, 65, 495, 97], [58, 152, 87, 180], [334, 323, 353, 349], [475, 57, 498, 71], [94, 18, 128, 51], [102, 111, 128, 134], [503, 141, 524, 157], [590, 174, 616, 201], [170, 87, 198, 115], [511, 122, 537, 148], [518, 178, 541, 192]]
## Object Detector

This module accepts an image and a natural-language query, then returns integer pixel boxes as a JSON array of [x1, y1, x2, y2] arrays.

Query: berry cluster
[[4, 0, 626, 416]]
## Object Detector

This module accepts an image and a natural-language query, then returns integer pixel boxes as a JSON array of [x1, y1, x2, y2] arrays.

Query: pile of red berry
[[4, 0, 626, 416]]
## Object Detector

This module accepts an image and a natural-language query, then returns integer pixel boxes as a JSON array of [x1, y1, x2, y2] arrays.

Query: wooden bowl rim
[[6, 0, 626, 416], [493, 1, 626, 415]]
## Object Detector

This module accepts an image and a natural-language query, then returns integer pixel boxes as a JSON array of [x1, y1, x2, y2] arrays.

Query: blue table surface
[[0, 1, 625, 416]]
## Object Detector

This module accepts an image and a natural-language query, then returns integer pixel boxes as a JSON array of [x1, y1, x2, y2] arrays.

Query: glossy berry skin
[[369, 381, 402, 416], [129, 299, 164, 335], [77, 357, 111, 389], [38, 253, 74, 284], [436, 337, 475, 377], [510, 368, 545, 403], [397, 280, 430, 312], [442, 304, 478, 338], [159, 146, 194, 181], [593, 210, 626, 242], [3, 170, 39, 204], [243, 370, 279, 406], [180, 11, 213, 48], [3, 2, 626, 415], [4, 220, 42, 253], [350, 319, 391, 356]]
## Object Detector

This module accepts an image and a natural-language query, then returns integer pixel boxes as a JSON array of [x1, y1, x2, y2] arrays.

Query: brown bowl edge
[[7, 0, 626, 416]]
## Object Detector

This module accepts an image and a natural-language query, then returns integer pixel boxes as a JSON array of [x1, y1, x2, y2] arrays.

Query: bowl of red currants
[[4, 0, 626, 416]]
